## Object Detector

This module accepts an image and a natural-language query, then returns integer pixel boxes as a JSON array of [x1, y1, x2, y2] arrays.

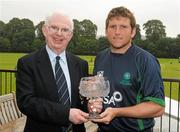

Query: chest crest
[[120, 72, 132, 86]]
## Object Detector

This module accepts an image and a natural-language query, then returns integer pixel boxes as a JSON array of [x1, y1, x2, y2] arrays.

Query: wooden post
[[0, 72, 2, 95]]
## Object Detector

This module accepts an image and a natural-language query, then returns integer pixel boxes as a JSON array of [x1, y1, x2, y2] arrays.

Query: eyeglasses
[[48, 25, 72, 35]]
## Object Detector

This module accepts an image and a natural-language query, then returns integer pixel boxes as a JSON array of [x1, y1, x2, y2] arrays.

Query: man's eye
[[62, 28, 70, 32], [109, 25, 117, 29], [121, 25, 128, 29], [51, 26, 59, 30]]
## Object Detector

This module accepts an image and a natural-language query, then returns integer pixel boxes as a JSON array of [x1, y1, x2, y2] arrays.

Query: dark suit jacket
[[16, 47, 88, 132]]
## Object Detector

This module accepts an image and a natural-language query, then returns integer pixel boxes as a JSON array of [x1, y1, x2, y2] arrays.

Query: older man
[[16, 12, 89, 132]]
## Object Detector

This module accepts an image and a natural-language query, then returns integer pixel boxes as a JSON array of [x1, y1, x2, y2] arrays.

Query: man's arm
[[113, 101, 164, 118], [92, 101, 164, 124]]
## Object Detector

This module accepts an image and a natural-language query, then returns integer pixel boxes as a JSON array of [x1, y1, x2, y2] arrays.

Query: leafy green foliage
[[0, 17, 180, 58], [35, 21, 45, 41], [143, 19, 166, 42]]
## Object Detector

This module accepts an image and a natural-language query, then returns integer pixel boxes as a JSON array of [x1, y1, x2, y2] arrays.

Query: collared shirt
[[46, 45, 71, 101]]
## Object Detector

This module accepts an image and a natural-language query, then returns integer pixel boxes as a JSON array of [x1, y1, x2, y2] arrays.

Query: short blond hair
[[106, 6, 136, 29]]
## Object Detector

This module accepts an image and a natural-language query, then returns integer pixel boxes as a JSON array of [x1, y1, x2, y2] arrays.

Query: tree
[[70, 19, 98, 54], [5, 18, 22, 42], [97, 36, 109, 52], [0, 21, 6, 37], [175, 34, 180, 57], [21, 18, 34, 31], [79, 19, 97, 39], [5, 18, 35, 52], [12, 29, 35, 52], [32, 39, 45, 51], [0, 20, 11, 51], [155, 38, 174, 57], [133, 24, 142, 44], [177, 34, 180, 40], [71, 19, 80, 46], [35, 21, 45, 41], [143, 19, 166, 42], [72, 19, 97, 41], [0, 37, 11, 51]]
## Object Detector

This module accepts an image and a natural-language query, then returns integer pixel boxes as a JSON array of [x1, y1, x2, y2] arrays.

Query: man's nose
[[114, 28, 121, 34], [57, 29, 63, 35]]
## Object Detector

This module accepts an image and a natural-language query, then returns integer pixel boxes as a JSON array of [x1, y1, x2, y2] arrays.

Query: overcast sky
[[0, 0, 180, 37]]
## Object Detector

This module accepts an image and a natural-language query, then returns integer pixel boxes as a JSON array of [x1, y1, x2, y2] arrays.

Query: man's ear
[[42, 25, 47, 37], [68, 32, 73, 41]]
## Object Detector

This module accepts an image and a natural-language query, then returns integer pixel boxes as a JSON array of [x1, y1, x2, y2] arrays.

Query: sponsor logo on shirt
[[120, 72, 132, 86], [104, 91, 123, 105]]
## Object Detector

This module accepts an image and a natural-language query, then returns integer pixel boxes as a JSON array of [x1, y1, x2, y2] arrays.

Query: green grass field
[[159, 58, 180, 78], [1, 53, 180, 78], [0, 53, 180, 100], [0, 53, 26, 70]]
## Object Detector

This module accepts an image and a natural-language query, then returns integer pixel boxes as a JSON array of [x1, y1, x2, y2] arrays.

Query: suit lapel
[[66, 53, 79, 107], [36, 47, 59, 101]]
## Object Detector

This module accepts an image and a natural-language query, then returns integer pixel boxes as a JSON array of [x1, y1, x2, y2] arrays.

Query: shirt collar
[[46, 45, 67, 64]]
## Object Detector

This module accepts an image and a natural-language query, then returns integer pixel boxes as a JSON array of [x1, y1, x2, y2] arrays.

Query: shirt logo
[[104, 91, 123, 106], [120, 72, 132, 86]]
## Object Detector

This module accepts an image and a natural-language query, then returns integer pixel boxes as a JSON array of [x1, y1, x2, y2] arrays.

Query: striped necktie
[[55, 56, 70, 106]]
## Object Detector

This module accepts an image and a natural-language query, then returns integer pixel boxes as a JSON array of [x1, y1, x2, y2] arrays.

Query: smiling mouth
[[113, 37, 123, 40], [54, 38, 64, 42]]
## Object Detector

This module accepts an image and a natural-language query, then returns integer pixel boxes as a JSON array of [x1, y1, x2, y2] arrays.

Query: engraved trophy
[[79, 71, 110, 119]]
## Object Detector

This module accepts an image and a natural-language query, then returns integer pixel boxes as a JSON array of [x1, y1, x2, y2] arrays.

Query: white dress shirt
[[46, 45, 71, 101]]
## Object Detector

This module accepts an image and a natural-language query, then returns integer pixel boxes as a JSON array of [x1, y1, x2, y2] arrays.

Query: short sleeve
[[136, 53, 165, 107]]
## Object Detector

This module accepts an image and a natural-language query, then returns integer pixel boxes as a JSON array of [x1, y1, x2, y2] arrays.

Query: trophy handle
[[97, 71, 104, 77]]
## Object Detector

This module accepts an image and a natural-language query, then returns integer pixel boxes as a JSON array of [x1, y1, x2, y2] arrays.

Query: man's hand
[[91, 107, 116, 124], [69, 108, 89, 124]]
